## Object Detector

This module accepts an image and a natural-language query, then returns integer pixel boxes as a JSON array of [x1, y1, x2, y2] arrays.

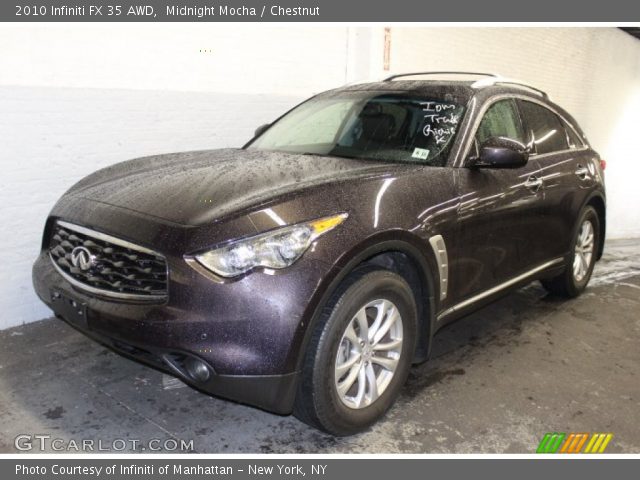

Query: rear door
[[517, 100, 595, 262], [449, 98, 545, 301]]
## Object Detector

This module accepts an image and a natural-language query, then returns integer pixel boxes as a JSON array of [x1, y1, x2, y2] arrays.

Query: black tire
[[541, 206, 600, 298], [294, 268, 418, 436]]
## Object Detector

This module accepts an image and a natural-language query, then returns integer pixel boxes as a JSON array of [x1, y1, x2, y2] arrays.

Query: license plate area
[[50, 289, 88, 328]]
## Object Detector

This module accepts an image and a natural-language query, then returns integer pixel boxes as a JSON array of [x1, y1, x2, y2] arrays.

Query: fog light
[[184, 357, 211, 383]]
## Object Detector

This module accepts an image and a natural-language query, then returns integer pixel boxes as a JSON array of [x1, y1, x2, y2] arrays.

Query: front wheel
[[541, 205, 600, 298], [294, 269, 417, 436]]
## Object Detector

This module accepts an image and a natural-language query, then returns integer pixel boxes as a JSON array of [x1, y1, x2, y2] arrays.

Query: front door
[[448, 98, 545, 301]]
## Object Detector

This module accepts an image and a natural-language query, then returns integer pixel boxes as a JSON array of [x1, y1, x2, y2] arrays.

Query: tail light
[[600, 159, 606, 171]]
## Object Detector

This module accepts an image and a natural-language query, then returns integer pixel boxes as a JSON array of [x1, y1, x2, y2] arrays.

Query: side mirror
[[468, 136, 529, 169], [254, 123, 271, 138]]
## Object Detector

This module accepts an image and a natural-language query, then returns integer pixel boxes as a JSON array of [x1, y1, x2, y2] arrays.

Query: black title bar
[[3, 0, 640, 22]]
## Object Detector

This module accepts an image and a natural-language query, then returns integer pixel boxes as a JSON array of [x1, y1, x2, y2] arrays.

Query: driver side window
[[475, 99, 525, 145]]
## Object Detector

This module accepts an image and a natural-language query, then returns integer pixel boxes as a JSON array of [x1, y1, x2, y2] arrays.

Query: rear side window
[[564, 121, 585, 148], [519, 100, 569, 154], [476, 99, 525, 144]]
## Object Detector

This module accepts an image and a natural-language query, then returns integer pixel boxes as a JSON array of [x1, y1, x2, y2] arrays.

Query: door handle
[[524, 176, 543, 191], [575, 165, 589, 179]]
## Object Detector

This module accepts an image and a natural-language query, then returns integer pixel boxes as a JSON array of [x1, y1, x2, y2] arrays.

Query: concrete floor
[[1, 240, 639, 453]]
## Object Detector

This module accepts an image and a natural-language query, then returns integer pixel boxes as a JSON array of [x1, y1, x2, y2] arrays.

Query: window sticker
[[412, 147, 430, 160]]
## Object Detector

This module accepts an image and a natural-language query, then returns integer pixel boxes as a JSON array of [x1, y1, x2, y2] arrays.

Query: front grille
[[49, 220, 168, 300]]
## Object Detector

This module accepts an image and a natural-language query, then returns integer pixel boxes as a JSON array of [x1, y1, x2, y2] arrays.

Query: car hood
[[66, 148, 397, 226]]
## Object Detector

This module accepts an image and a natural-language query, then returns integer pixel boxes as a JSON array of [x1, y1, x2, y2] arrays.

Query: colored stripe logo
[[537, 432, 613, 453]]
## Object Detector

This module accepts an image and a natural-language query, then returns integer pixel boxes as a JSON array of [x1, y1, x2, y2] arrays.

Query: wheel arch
[[294, 231, 439, 372], [583, 192, 606, 260]]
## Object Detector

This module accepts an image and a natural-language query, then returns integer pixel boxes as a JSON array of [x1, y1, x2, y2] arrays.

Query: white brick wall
[[0, 87, 305, 329], [0, 26, 638, 329]]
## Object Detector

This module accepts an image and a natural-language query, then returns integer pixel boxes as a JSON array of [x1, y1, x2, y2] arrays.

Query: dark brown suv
[[33, 72, 606, 435]]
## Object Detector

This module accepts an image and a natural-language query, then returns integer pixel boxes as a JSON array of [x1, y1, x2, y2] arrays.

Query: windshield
[[247, 91, 467, 166]]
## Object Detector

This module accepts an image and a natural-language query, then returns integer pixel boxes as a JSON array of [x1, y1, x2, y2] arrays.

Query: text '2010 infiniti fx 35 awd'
[[33, 72, 606, 435]]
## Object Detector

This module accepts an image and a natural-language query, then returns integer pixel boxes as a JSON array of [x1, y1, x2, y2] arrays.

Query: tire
[[541, 205, 600, 298], [294, 268, 418, 436]]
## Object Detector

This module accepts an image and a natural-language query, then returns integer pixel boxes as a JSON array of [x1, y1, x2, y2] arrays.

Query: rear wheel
[[294, 268, 417, 436], [541, 206, 599, 297]]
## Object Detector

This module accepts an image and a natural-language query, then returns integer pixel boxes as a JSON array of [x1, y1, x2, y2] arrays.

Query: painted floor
[[1, 240, 639, 453]]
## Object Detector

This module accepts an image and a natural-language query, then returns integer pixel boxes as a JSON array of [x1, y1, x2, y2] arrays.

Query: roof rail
[[471, 76, 548, 98], [383, 71, 499, 81], [383, 71, 548, 99]]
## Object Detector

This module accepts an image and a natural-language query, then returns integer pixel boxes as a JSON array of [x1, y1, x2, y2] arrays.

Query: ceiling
[[620, 27, 640, 41]]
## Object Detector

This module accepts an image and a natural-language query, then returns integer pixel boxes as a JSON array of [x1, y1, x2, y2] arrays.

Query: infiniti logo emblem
[[70, 246, 95, 271]]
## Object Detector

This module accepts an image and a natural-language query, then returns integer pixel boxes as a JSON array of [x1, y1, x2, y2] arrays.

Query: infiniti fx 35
[[33, 73, 606, 435]]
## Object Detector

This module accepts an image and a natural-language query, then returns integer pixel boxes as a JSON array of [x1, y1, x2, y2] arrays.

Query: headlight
[[194, 213, 348, 277]]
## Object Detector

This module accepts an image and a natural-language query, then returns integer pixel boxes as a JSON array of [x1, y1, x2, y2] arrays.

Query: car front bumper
[[32, 227, 331, 414]]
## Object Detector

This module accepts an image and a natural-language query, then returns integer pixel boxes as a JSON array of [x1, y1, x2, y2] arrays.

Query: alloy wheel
[[334, 299, 403, 409], [573, 219, 595, 282]]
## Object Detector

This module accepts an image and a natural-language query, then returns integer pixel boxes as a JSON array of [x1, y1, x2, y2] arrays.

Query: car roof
[[333, 79, 477, 98], [338, 72, 547, 97], [334, 79, 544, 102]]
